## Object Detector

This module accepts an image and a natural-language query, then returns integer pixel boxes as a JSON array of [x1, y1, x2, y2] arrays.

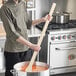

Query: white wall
[[35, 0, 49, 35], [49, 0, 67, 12], [35, 0, 49, 19], [65, 0, 76, 19]]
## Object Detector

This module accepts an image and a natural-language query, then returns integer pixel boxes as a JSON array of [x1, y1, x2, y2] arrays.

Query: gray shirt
[[0, 0, 32, 52]]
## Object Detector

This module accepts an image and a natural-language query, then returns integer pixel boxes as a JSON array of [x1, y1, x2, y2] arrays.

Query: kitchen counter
[[0, 23, 6, 37], [0, 23, 6, 48]]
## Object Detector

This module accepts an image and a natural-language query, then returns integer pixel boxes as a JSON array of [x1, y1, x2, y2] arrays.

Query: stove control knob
[[51, 36, 55, 40], [67, 35, 71, 39], [58, 36, 61, 40], [68, 54, 75, 60], [63, 35, 66, 39]]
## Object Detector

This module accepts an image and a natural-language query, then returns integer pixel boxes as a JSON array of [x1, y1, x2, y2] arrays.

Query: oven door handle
[[56, 46, 76, 50]]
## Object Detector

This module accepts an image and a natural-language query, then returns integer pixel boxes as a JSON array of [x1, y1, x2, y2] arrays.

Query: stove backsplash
[[49, 0, 76, 20]]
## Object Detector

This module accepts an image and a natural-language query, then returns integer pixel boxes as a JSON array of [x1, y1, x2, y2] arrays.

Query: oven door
[[50, 41, 76, 69]]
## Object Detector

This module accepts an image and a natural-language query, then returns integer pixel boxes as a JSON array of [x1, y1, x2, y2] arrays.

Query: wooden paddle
[[26, 3, 56, 72]]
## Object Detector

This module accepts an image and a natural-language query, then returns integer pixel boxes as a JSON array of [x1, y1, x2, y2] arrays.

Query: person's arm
[[16, 36, 41, 51], [32, 17, 46, 26], [32, 15, 51, 26], [0, 6, 20, 41]]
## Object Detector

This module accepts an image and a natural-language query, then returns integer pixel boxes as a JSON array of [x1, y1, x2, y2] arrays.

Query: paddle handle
[[26, 3, 56, 72]]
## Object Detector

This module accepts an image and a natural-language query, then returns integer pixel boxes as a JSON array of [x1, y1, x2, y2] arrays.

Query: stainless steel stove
[[47, 28, 76, 75], [36, 20, 76, 75]]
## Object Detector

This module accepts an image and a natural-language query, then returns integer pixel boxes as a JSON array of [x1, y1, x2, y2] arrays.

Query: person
[[0, 0, 51, 76]]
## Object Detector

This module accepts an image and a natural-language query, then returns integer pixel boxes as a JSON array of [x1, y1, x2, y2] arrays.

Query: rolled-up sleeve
[[0, 6, 20, 42]]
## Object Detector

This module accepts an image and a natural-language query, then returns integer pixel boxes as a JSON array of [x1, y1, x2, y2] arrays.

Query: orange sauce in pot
[[21, 64, 48, 72]]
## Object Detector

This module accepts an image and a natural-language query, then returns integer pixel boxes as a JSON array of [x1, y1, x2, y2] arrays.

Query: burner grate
[[36, 20, 76, 31]]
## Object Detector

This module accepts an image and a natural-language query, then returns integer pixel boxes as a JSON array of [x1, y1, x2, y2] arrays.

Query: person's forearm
[[32, 17, 45, 26], [16, 36, 41, 51], [16, 36, 32, 48]]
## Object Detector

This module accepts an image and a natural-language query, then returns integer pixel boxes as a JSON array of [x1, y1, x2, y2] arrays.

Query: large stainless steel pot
[[52, 12, 70, 24], [11, 61, 49, 76]]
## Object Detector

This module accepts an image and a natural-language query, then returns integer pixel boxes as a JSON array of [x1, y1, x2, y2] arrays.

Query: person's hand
[[30, 44, 41, 52], [43, 14, 53, 22]]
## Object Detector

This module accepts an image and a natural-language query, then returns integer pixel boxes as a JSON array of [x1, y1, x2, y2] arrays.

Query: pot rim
[[13, 61, 49, 73], [53, 13, 70, 16]]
